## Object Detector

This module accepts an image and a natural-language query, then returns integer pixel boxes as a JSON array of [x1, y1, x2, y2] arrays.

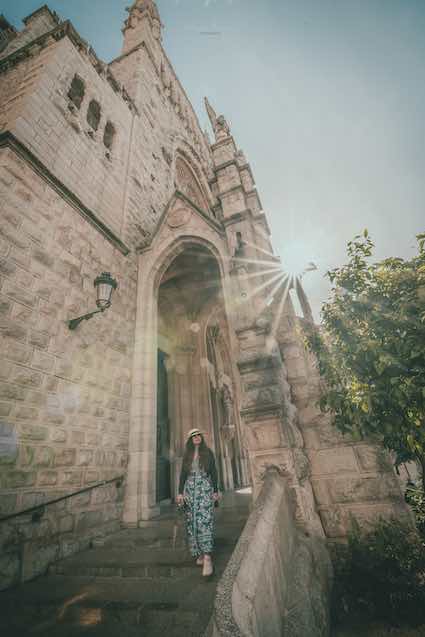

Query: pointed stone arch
[[174, 153, 210, 213], [124, 220, 237, 524]]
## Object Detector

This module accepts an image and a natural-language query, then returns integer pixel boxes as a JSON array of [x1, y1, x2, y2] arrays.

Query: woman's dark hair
[[182, 435, 210, 472]]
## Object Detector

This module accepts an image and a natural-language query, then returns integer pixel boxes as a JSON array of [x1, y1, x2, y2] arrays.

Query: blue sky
[[2, 0, 425, 320]]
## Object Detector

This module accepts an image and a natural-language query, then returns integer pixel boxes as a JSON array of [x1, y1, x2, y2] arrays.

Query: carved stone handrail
[[207, 467, 333, 637]]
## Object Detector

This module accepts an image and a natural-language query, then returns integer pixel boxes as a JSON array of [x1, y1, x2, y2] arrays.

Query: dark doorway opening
[[156, 349, 171, 502]]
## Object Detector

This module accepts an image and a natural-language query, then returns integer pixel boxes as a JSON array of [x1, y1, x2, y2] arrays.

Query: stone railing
[[207, 467, 333, 637]]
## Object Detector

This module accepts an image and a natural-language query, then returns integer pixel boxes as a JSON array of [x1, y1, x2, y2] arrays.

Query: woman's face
[[192, 434, 202, 446]]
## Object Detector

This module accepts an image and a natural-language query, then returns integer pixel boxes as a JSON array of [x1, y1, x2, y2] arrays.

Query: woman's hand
[[212, 492, 219, 502], [176, 494, 184, 505]]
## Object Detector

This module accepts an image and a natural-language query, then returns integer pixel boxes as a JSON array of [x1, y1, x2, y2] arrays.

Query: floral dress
[[183, 456, 215, 556]]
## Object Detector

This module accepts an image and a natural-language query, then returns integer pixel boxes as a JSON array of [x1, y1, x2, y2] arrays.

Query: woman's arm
[[178, 465, 187, 495]]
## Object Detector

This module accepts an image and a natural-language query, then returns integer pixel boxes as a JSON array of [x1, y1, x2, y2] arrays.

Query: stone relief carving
[[220, 381, 235, 442], [175, 157, 208, 211], [167, 206, 191, 228]]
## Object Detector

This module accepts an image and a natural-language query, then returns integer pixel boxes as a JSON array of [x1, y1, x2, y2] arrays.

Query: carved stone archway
[[123, 195, 238, 524]]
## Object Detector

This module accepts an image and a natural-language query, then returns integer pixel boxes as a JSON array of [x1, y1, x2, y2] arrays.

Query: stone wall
[[1, 33, 135, 239], [111, 41, 215, 250], [208, 467, 332, 637], [0, 145, 137, 589], [277, 314, 410, 540]]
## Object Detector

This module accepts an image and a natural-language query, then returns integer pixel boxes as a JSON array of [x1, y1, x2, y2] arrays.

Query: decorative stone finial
[[204, 97, 230, 142], [124, 0, 162, 40]]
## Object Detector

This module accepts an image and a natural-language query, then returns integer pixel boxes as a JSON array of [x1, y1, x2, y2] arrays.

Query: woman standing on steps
[[176, 428, 219, 577]]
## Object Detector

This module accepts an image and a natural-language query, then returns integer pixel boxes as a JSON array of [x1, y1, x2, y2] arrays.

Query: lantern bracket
[[68, 272, 117, 331], [68, 306, 108, 330]]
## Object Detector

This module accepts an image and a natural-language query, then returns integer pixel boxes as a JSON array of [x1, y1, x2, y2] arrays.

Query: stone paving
[[0, 492, 251, 636]]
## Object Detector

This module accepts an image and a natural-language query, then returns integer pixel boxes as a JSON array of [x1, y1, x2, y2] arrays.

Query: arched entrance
[[156, 244, 247, 501], [123, 205, 251, 525]]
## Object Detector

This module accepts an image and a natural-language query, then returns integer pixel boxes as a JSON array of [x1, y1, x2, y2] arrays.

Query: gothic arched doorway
[[156, 243, 247, 501]]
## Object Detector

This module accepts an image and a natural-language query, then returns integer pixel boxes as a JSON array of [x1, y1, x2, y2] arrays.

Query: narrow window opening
[[67, 75, 85, 110], [87, 99, 101, 131], [103, 121, 115, 150]]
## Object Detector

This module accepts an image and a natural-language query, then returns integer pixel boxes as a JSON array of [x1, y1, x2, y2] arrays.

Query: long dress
[[183, 455, 215, 556]]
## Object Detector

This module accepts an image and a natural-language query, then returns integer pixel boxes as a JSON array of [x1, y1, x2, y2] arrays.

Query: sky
[[2, 0, 425, 320]]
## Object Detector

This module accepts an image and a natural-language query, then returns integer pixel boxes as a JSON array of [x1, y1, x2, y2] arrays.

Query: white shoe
[[202, 555, 213, 577]]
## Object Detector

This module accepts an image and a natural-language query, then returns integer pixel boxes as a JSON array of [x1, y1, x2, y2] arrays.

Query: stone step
[[136, 511, 249, 531], [92, 521, 246, 550], [4, 605, 203, 637], [49, 542, 234, 579], [1, 490, 252, 636], [1, 569, 224, 635]]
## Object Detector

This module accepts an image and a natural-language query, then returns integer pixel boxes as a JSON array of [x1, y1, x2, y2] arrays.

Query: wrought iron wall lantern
[[68, 272, 118, 330]]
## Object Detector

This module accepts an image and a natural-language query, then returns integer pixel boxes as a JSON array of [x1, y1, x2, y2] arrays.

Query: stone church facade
[[0, 1, 407, 589]]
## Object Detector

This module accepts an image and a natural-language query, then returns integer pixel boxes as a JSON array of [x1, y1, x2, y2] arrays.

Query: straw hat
[[187, 428, 203, 440]]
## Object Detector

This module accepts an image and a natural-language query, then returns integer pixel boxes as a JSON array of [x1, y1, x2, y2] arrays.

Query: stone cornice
[[0, 20, 138, 114], [237, 353, 278, 373], [253, 212, 272, 236], [239, 162, 255, 185], [0, 131, 130, 256], [218, 183, 245, 200], [246, 188, 263, 211], [213, 158, 239, 173], [211, 136, 237, 152], [222, 209, 254, 227], [213, 158, 254, 183], [240, 404, 283, 422]]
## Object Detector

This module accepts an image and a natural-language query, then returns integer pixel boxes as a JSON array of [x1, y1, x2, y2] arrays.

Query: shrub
[[332, 518, 425, 627], [405, 482, 425, 538]]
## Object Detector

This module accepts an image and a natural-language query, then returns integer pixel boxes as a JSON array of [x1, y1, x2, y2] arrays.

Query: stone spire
[[204, 97, 231, 143], [122, 0, 162, 52]]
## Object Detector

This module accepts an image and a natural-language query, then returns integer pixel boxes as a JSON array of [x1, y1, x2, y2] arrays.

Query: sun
[[278, 242, 318, 279]]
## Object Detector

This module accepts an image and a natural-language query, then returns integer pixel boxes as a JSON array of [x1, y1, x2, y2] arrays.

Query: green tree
[[305, 231, 425, 487]]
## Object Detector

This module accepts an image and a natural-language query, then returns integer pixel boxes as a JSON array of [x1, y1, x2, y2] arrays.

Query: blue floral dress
[[183, 456, 215, 556]]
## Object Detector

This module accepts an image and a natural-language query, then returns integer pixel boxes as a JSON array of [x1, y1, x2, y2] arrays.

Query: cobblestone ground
[[0, 492, 250, 637]]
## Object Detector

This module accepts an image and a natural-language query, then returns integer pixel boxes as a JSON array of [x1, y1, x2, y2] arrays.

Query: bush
[[332, 518, 425, 627], [405, 482, 425, 538]]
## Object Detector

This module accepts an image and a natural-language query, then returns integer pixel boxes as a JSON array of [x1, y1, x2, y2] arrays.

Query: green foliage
[[405, 483, 425, 537], [332, 519, 425, 627], [305, 232, 425, 484]]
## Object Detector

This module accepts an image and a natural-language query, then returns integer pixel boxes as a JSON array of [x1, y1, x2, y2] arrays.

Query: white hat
[[187, 428, 203, 439]]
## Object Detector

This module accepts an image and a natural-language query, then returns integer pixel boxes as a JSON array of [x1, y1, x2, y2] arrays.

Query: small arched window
[[87, 99, 101, 131], [103, 121, 115, 150], [67, 75, 85, 110]]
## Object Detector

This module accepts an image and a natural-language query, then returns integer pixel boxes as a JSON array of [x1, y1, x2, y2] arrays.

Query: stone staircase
[[0, 491, 251, 637]]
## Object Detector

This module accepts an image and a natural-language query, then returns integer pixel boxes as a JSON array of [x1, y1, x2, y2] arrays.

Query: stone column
[[236, 323, 325, 537], [123, 258, 160, 525]]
